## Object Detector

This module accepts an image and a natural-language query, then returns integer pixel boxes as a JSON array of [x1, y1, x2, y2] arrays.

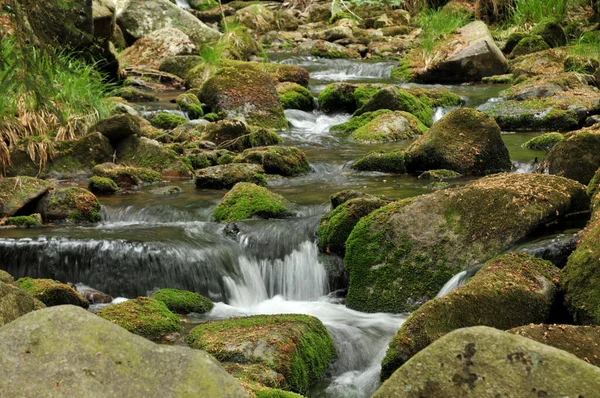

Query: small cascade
[[432, 106, 457, 123], [175, 0, 190, 7], [436, 264, 484, 297], [516, 233, 580, 268], [284, 109, 350, 144], [278, 57, 397, 82], [512, 160, 538, 174], [101, 204, 216, 225]]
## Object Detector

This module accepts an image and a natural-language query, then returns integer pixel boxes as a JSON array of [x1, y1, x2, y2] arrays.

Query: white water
[[279, 57, 396, 82], [436, 270, 468, 297], [175, 0, 190, 8], [284, 109, 350, 144]]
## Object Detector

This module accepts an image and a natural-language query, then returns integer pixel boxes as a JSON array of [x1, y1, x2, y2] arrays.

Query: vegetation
[[152, 288, 214, 315], [417, 7, 472, 56], [15, 277, 89, 308], [213, 182, 291, 222]]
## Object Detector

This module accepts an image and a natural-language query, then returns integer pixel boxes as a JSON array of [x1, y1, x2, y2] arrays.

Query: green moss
[[522, 132, 564, 151], [481, 74, 514, 84], [190, 0, 218, 11], [217, 153, 234, 165], [5, 215, 42, 227], [503, 32, 529, 54], [113, 87, 158, 102], [176, 93, 204, 119], [195, 163, 267, 189], [587, 168, 600, 198], [317, 83, 358, 114], [116, 136, 189, 175], [88, 176, 119, 194], [152, 288, 213, 314], [203, 112, 225, 122], [531, 21, 566, 48], [185, 314, 335, 395], [93, 164, 162, 187], [15, 277, 89, 308], [277, 83, 313, 111], [213, 182, 290, 222], [545, 131, 600, 184], [511, 35, 550, 57], [187, 153, 212, 169], [159, 55, 203, 78], [390, 58, 415, 81], [151, 113, 188, 130], [354, 88, 433, 127], [330, 110, 391, 134], [97, 297, 182, 341], [253, 386, 305, 398], [352, 150, 406, 173], [483, 99, 580, 132], [418, 169, 461, 180], [44, 187, 101, 223], [234, 146, 309, 176], [403, 87, 464, 108], [350, 111, 428, 143], [353, 85, 382, 107], [330, 190, 373, 209]]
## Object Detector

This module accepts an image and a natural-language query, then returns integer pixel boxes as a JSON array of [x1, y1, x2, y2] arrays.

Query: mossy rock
[[510, 48, 570, 78], [317, 197, 389, 256], [350, 111, 427, 143], [233, 146, 309, 177], [544, 130, 600, 184], [532, 21, 567, 48], [176, 93, 203, 119], [510, 35, 550, 58], [508, 324, 600, 367], [0, 177, 55, 217], [97, 297, 183, 341], [344, 173, 588, 313], [352, 150, 406, 173], [5, 215, 43, 227], [522, 132, 564, 151], [185, 314, 336, 395], [354, 87, 433, 127], [481, 74, 513, 84], [418, 169, 461, 180], [199, 66, 287, 129], [405, 108, 511, 176], [277, 83, 314, 111], [380, 253, 560, 380], [503, 31, 529, 54], [189, 0, 218, 11], [36, 187, 101, 223], [93, 163, 162, 188], [481, 99, 580, 132], [199, 119, 283, 152], [0, 270, 14, 284], [330, 110, 391, 134], [90, 114, 141, 146], [150, 113, 188, 130], [213, 182, 290, 222], [403, 87, 464, 109], [587, 167, 600, 201], [329, 190, 374, 209], [219, 24, 259, 61], [15, 277, 89, 309], [88, 176, 119, 194], [195, 164, 266, 189], [317, 83, 359, 114], [159, 55, 203, 78], [116, 136, 191, 177], [297, 39, 359, 59], [564, 55, 600, 74], [373, 326, 600, 397], [0, 281, 38, 327], [113, 87, 159, 102], [152, 288, 213, 314]]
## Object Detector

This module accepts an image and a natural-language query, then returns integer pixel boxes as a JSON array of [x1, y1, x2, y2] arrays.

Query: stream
[[0, 57, 570, 397]]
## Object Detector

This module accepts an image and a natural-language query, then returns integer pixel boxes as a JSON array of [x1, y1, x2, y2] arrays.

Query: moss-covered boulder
[[159, 55, 203, 78], [120, 27, 197, 70], [352, 150, 406, 173], [564, 55, 600, 74], [297, 39, 360, 59], [185, 314, 336, 395], [113, 87, 159, 102], [373, 326, 600, 397], [317, 197, 389, 256], [199, 120, 283, 152], [90, 114, 141, 146], [0, 177, 55, 217], [116, 136, 190, 177], [405, 108, 511, 175], [213, 182, 290, 222], [330, 110, 391, 134], [277, 83, 314, 111], [418, 169, 461, 180], [350, 111, 428, 143], [509, 48, 569, 78], [0, 281, 38, 327], [510, 35, 550, 58], [508, 324, 600, 367], [176, 93, 204, 119], [380, 253, 560, 380], [150, 113, 188, 130], [532, 21, 567, 48], [0, 306, 248, 397], [344, 173, 588, 313], [5, 215, 43, 227], [36, 187, 101, 223], [152, 288, 213, 315], [93, 163, 162, 189], [543, 129, 600, 184], [330, 190, 374, 209], [200, 67, 287, 129], [233, 146, 309, 176], [503, 32, 529, 54], [15, 277, 89, 309], [354, 87, 433, 127], [0, 270, 14, 284], [88, 176, 119, 194], [522, 132, 564, 151], [195, 164, 266, 189], [97, 297, 182, 341], [235, 4, 276, 33]]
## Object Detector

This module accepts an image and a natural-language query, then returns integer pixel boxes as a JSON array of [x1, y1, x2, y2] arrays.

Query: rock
[[510, 48, 569, 78], [149, 186, 182, 195], [88, 176, 119, 194], [7, 133, 114, 179], [90, 114, 141, 146], [373, 326, 600, 397], [200, 67, 288, 129], [36, 187, 101, 223], [0, 177, 55, 217], [508, 324, 600, 366], [151, 113, 188, 130], [152, 288, 213, 314], [159, 55, 203, 78], [354, 87, 433, 126], [73, 284, 113, 304], [0, 281, 37, 327], [542, 129, 600, 185], [586, 114, 600, 127], [564, 55, 600, 74], [331, 110, 392, 134], [185, 314, 335, 395], [116, 0, 221, 46], [418, 169, 461, 180], [510, 35, 550, 58], [236, 4, 276, 33], [113, 87, 159, 102], [0, 305, 247, 397], [15, 277, 89, 308], [398, 21, 508, 83], [233, 146, 309, 176], [480, 100, 581, 132], [0, 270, 14, 284], [522, 132, 564, 151], [330, 190, 376, 209], [202, 121, 282, 152], [532, 21, 567, 48], [195, 164, 266, 189], [317, 83, 359, 113], [350, 111, 428, 143], [502, 31, 529, 54], [97, 297, 182, 341], [317, 197, 389, 255], [5, 214, 43, 227], [116, 136, 190, 177], [277, 82, 314, 111], [313, 25, 354, 42], [380, 253, 560, 380], [120, 28, 196, 69], [352, 150, 406, 173], [297, 40, 360, 59], [344, 173, 588, 313], [405, 108, 511, 175], [213, 182, 290, 222], [176, 93, 203, 119], [93, 163, 162, 189]]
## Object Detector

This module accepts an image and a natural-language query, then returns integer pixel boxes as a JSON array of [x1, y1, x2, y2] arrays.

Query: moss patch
[[277, 83, 314, 111], [151, 113, 188, 130], [351, 111, 427, 143], [352, 150, 406, 173], [233, 146, 309, 176], [195, 163, 266, 189], [152, 288, 213, 314], [522, 132, 564, 151], [41, 187, 101, 223], [176, 93, 203, 119], [88, 176, 119, 194], [354, 87, 433, 127], [93, 163, 162, 188], [15, 277, 89, 308], [5, 215, 42, 227], [213, 182, 290, 222]]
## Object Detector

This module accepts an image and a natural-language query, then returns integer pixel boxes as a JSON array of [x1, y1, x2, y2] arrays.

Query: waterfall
[[278, 57, 397, 81], [436, 264, 484, 297], [175, 0, 190, 8], [283, 109, 350, 144]]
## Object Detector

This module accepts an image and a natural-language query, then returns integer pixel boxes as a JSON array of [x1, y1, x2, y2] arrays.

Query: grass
[[510, 0, 583, 25], [418, 8, 473, 56], [569, 30, 600, 59]]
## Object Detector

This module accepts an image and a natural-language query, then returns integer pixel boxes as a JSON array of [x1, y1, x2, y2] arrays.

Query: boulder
[[116, 136, 190, 177], [120, 27, 196, 69], [317, 83, 359, 114], [297, 40, 360, 59], [0, 270, 14, 284], [373, 326, 600, 397], [92, 163, 162, 189], [344, 173, 588, 313], [380, 253, 560, 380], [418, 169, 461, 180], [185, 314, 335, 395], [200, 67, 288, 129], [317, 196, 389, 256], [0, 281, 37, 327], [352, 150, 406, 173], [4, 215, 43, 227], [195, 164, 266, 189], [151, 288, 213, 315], [0, 177, 54, 217], [350, 111, 428, 143], [213, 182, 290, 222], [277, 82, 314, 111], [176, 93, 203, 119], [532, 21, 567, 48], [235, 4, 276, 33], [150, 113, 188, 130], [233, 146, 309, 177], [542, 129, 600, 184], [405, 108, 511, 175], [522, 132, 564, 151], [397, 21, 508, 83], [0, 305, 248, 397], [510, 35, 550, 58], [35, 187, 101, 223], [159, 55, 203, 78], [354, 87, 433, 126], [330, 190, 376, 209], [90, 114, 141, 146], [510, 48, 569, 78], [509, 324, 600, 367], [15, 277, 89, 308], [116, 0, 221, 45]]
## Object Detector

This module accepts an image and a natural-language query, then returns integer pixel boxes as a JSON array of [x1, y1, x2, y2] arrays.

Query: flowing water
[[0, 58, 566, 397]]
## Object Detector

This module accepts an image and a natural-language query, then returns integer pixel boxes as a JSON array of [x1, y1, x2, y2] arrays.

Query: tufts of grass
[[510, 0, 571, 25], [418, 7, 473, 56], [569, 30, 600, 60]]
